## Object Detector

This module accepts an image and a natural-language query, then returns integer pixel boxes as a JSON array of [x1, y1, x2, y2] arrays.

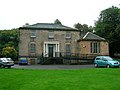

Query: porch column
[[43, 43, 45, 56], [56, 44, 60, 57], [55, 44, 57, 57], [56, 44, 58, 52], [43, 43, 48, 57], [58, 44, 60, 52], [46, 44, 48, 57], [58, 44, 60, 57]]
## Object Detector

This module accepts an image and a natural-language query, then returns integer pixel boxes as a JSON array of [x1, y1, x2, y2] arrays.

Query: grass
[[0, 68, 120, 90]]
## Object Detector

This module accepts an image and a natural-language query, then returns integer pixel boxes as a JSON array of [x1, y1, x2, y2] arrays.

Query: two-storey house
[[19, 23, 109, 64]]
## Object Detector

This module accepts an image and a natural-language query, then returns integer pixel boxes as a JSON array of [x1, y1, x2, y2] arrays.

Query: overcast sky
[[0, 0, 119, 29]]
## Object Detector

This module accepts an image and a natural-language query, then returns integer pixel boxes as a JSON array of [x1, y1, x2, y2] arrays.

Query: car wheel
[[1, 65, 5, 68], [117, 66, 119, 68], [94, 63, 98, 68], [106, 64, 110, 68], [8, 66, 11, 68]]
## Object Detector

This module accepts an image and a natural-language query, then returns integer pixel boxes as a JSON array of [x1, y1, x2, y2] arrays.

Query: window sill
[[31, 36, 36, 38]]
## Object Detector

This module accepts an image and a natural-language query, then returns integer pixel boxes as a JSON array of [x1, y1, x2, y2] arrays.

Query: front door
[[48, 44, 54, 57]]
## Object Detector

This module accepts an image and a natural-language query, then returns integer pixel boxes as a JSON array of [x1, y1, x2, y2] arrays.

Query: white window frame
[[30, 30, 36, 38], [30, 43, 36, 53], [90, 42, 100, 53], [49, 31, 54, 38], [66, 32, 71, 39]]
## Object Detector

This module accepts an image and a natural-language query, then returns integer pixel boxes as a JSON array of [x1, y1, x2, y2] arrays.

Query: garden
[[0, 68, 120, 90]]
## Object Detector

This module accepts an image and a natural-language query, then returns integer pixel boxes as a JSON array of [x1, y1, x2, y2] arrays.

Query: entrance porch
[[43, 41, 60, 57]]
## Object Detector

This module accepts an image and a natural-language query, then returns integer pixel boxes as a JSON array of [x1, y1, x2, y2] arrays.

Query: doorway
[[48, 44, 54, 57], [43, 41, 60, 57]]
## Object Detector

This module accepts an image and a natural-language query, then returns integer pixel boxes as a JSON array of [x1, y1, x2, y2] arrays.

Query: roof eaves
[[19, 27, 78, 31], [77, 39, 107, 42]]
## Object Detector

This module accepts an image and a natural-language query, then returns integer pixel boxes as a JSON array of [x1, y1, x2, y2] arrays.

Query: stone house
[[78, 32, 109, 55], [19, 23, 109, 64]]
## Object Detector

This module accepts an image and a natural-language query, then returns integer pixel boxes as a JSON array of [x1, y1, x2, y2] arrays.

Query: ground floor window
[[90, 42, 100, 53], [30, 43, 36, 53], [66, 44, 71, 56]]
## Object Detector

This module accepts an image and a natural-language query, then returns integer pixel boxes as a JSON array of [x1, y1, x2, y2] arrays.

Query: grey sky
[[0, 0, 119, 29]]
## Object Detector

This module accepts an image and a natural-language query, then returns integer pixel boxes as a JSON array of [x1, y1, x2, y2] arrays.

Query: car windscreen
[[2, 58, 8, 62], [103, 57, 113, 61], [96, 58, 100, 60]]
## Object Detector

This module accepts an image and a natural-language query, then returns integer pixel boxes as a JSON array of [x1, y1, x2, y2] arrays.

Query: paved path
[[13, 64, 94, 70]]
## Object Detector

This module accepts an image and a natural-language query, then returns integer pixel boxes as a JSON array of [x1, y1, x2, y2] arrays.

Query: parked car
[[0, 58, 14, 68], [94, 56, 120, 68], [18, 58, 29, 65]]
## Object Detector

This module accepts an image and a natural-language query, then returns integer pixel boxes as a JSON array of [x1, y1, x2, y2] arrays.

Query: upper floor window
[[30, 30, 36, 38], [66, 32, 71, 39], [49, 31, 54, 39], [90, 42, 100, 53]]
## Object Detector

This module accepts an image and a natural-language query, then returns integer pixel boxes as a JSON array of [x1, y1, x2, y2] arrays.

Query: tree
[[1, 46, 17, 60], [94, 6, 120, 56], [54, 19, 62, 24], [74, 23, 83, 30], [74, 23, 93, 38], [0, 29, 19, 59]]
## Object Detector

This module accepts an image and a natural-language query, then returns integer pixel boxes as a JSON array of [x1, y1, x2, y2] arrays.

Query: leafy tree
[[0, 29, 19, 59], [74, 23, 93, 38], [1, 46, 17, 60], [74, 23, 83, 30], [54, 19, 62, 24], [94, 6, 120, 56]]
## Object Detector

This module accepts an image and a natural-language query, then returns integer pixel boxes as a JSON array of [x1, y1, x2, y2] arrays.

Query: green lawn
[[0, 68, 120, 90]]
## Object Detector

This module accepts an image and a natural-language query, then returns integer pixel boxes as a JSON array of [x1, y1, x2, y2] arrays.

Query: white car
[[0, 58, 14, 68]]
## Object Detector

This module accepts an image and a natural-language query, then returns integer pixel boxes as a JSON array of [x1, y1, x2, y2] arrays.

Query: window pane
[[49, 31, 54, 38], [30, 44, 36, 53], [90, 43, 93, 53], [31, 30, 36, 37], [94, 43, 97, 53], [66, 45, 70, 51], [66, 44, 71, 56], [90, 42, 100, 54], [66, 32, 71, 39], [98, 43, 100, 53]]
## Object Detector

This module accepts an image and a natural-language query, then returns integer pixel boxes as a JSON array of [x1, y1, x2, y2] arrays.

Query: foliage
[[54, 19, 62, 24], [1, 46, 17, 59], [0, 29, 19, 60], [0, 69, 120, 90], [74, 23, 94, 38], [94, 6, 120, 56]]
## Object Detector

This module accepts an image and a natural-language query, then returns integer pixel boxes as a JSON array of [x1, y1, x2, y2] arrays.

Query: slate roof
[[19, 23, 78, 31], [80, 32, 105, 41]]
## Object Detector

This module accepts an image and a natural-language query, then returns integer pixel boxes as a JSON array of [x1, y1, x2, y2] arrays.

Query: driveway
[[13, 64, 94, 70]]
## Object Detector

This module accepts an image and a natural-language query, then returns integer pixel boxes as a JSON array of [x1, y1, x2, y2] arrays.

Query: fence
[[55, 52, 97, 64]]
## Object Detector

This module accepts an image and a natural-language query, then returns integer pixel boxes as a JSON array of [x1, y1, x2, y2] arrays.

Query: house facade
[[19, 23, 109, 64], [78, 32, 109, 55]]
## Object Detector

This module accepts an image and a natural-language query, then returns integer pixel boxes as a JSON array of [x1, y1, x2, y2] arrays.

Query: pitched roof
[[19, 23, 78, 31], [82, 32, 105, 40]]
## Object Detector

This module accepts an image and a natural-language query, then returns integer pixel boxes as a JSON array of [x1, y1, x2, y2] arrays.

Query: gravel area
[[13, 64, 94, 70]]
